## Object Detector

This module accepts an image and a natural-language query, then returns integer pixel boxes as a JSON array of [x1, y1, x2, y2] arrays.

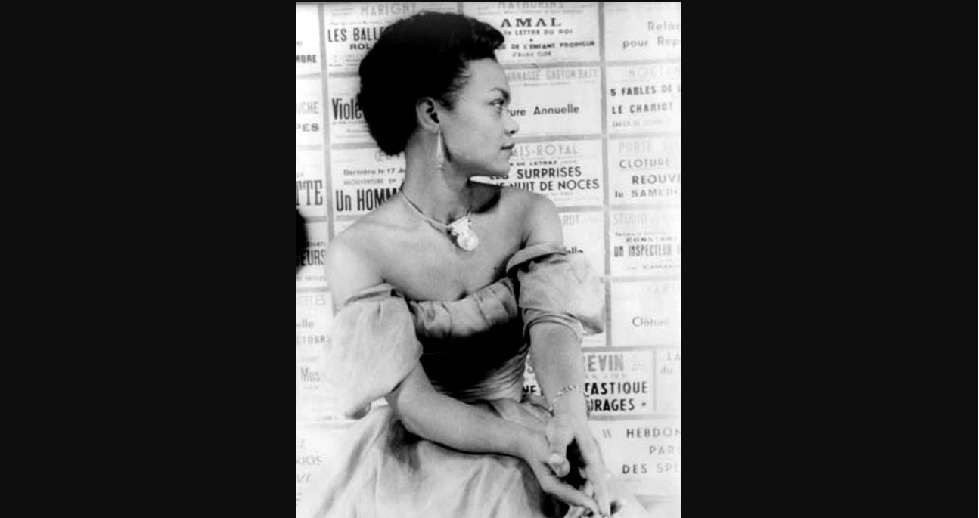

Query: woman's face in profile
[[440, 58, 520, 178]]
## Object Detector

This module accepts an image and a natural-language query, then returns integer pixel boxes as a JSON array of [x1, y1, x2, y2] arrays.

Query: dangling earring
[[434, 129, 445, 172]]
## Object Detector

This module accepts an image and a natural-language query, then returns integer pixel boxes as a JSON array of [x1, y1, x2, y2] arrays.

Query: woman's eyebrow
[[490, 87, 511, 102]]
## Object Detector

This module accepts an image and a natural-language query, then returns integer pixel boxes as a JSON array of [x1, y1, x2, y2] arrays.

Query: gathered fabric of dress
[[297, 243, 605, 518]]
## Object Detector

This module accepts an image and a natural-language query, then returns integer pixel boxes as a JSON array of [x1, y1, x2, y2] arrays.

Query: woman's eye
[[492, 99, 505, 108]]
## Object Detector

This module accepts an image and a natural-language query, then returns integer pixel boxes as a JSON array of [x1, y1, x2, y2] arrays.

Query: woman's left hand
[[546, 414, 611, 517]]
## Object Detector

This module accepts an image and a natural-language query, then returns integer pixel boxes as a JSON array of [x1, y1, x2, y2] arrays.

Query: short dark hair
[[357, 11, 504, 155]]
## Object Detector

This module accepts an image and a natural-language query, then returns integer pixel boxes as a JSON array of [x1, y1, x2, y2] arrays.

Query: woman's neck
[[401, 145, 474, 224]]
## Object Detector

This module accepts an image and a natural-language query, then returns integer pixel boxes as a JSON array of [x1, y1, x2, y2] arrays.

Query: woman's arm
[[387, 363, 526, 456], [530, 323, 611, 517], [388, 361, 598, 512], [523, 193, 613, 517]]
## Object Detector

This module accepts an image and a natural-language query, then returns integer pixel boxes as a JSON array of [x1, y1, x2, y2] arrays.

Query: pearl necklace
[[399, 190, 480, 252]]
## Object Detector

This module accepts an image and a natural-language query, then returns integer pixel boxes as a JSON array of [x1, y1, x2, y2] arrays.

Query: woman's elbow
[[386, 387, 425, 436], [385, 365, 438, 436]]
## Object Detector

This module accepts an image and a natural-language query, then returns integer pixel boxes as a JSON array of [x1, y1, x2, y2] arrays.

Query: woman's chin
[[489, 163, 512, 178], [466, 161, 510, 179]]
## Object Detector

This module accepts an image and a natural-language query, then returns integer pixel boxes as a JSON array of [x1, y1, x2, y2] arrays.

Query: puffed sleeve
[[506, 242, 605, 342], [319, 283, 422, 417]]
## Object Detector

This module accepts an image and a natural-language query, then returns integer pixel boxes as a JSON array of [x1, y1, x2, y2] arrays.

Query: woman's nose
[[503, 108, 520, 136]]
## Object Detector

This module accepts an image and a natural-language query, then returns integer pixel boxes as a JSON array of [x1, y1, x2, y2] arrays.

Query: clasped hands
[[520, 414, 612, 517]]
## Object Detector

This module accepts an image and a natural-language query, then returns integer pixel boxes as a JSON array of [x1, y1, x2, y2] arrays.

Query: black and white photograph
[[296, 3, 681, 516]]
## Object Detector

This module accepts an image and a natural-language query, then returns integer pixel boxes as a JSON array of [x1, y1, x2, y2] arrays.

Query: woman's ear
[[415, 98, 441, 132]]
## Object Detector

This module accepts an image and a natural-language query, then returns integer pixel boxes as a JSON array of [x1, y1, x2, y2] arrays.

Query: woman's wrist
[[551, 389, 590, 420], [509, 423, 540, 460]]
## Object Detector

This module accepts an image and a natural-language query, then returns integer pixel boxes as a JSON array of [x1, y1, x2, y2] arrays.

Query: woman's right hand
[[518, 425, 601, 516]]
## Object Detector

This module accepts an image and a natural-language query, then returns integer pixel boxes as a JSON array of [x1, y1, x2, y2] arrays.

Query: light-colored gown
[[297, 243, 605, 518]]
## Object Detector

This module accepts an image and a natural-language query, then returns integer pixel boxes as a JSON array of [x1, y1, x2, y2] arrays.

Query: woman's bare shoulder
[[487, 185, 560, 244], [325, 216, 389, 305], [331, 198, 405, 252]]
